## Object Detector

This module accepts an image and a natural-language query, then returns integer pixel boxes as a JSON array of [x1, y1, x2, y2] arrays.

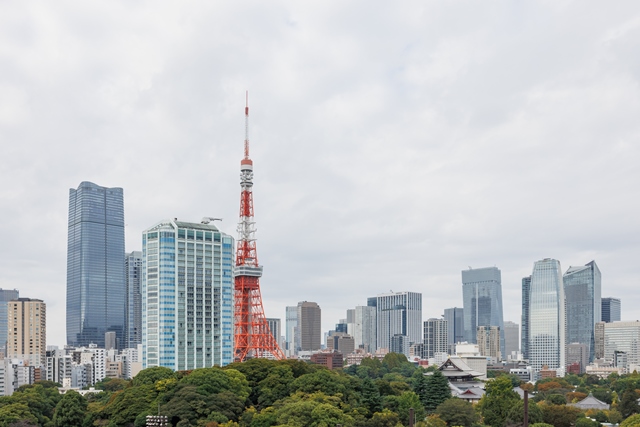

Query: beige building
[[477, 326, 501, 361], [7, 298, 46, 368]]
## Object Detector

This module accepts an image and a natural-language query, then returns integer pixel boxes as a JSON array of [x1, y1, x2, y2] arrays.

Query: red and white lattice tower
[[233, 92, 285, 362]]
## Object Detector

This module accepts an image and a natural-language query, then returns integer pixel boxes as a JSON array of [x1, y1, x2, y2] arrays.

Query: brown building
[[326, 333, 355, 355], [298, 301, 321, 351], [310, 351, 343, 369], [7, 298, 46, 368]]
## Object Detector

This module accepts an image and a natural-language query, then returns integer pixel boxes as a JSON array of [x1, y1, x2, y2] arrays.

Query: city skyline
[[2, 3, 640, 348]]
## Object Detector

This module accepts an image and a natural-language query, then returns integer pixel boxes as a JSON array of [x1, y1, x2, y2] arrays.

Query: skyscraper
[[462, 267, 505, 357], [604, 321, 640, 373], [423, 318, 448, 359], [503, 320, 519, 359], [7, 298, 46, 368], [353, 305, 377, 352], [66, 181, 125, 348], [125, 251, 142, 349], [529, 258, 566, 378], [297, 301, 321, 352], [376, 291, 422, 351], [0, 289, 19, 355], [477, 326, 501, 360], [266, 318, 281, 349], [521, 276, 531, 359], [443, 307, 464, 353], [602, 298, 621, 323], [142, 219, 234, 369], [564, 261, 601, 362], [285, 306, 298, 355]]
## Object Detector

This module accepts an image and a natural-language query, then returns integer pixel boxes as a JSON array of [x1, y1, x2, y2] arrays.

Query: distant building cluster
[[1, 177, 634, 395]]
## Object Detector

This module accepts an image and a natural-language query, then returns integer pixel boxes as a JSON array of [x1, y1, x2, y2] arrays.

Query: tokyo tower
[[233, 92, 285, 362]]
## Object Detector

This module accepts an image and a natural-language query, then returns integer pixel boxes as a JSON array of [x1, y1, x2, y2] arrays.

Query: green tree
[[132, 366, 175, 386], [99, 384, 156, 426], [52, 391, 87, 427], [504, 399, 543, 426], [621, 413, 640, 427], [396, 391, 425, 426], [289, 369, 349, 399], [180, 367, 250, 400], [367, 409, 400, 427], [530, 424, 554, 427], [435, 397, 479, 427], [359, 378, 382, 415], [0, 403, 38, 427], [419, 370, 451, 413], [478, 376, 520, 427], [575, 417, 599, 427], [256, 364, 295, 409], [541, 403, 581, 427], [620, 384, 640, 418], [545, 393, 567, 405]]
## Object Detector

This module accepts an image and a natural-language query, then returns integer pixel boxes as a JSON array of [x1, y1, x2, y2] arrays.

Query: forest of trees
[[2, 353, 640, 427]]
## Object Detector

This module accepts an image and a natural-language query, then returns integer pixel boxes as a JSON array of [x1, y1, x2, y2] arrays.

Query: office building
[[390, 334, 410, 357], [326, 333, 355, 355], [423, 318, 448, 359], [477, 326, 501, 360], [528, 258, 566, 378], [602, 298, 621, 323], [462, 267, 505, 357], [297, 301, 321, 352], [67, 181, 125, 348], [285, 306, 297, 355], [266, 318, 281, 349], [564, 261, 601, 362], [521, 276, 531, 359], [604, 321, 640, 373], [594, 322, 605, 359], [7, 298, 46, 368], [0, 289, 19, 356], [142, 219, 234, 370], [566, 343, 588, 374], [375, 291, 422, 351], [353, 305, 377, 352], [443, 307, 464, 353], [504, 321, 519, 358], [125, 251, 143, 348]]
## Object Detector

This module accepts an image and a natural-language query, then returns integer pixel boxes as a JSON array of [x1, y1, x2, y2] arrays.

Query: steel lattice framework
[[233, 93, 285, 362]]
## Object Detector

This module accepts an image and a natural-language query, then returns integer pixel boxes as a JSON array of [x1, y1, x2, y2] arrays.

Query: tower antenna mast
[[234, 92, 285, 362]]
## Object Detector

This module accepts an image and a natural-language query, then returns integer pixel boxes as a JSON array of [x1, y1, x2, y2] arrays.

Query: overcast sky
[[1, 2, 640, 347]]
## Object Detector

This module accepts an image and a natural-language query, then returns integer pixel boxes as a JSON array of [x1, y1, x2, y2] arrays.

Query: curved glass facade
[[564, 261, 601, 363], [66, 182, 125, 348], [529, 258, 565, 378], [462, 267, 505, 358]]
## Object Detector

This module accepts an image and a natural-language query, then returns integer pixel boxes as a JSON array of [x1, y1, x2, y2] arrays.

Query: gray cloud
[[1, 1, 639, 346]]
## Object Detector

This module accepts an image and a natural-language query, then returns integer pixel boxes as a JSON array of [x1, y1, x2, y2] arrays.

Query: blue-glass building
[[0, 289, 19, 354], [602, 297, 621, 323], [529, 258, 565, 378], [142, 220, 234, 369], [462, 267, 505, 358], [443, 307, 464, 353], [66, 181, 125, 348], [564, 261, 601, 363]]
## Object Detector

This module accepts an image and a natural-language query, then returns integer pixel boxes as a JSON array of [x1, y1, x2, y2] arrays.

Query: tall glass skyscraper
[[564, 261, 601, 363], [529, 258, 565, 378], [443, 307, 464, 353], [462, 267, 505, 358], [375, 291, 422, 351], [142, 220, 234, 369], [601, 297, 621, 323], [66, 181, 125, 348]]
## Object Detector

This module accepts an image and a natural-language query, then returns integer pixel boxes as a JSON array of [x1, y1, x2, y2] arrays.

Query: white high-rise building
[[423, 318, 448, 359], [142, 220, 235, 370], [375, 291, 422, 351], [353, 306, 377, 352], [528, 258, 566, 378], [604, 321, 640, 373]]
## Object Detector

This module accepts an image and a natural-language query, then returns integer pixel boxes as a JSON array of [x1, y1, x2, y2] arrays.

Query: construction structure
[[233, 93, 285, 362]]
